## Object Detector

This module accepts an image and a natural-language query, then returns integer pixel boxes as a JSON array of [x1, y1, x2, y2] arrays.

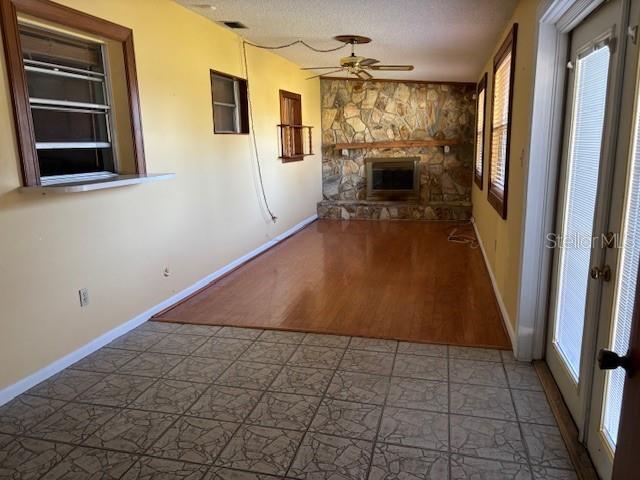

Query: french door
[[547, 0, 640, 477]]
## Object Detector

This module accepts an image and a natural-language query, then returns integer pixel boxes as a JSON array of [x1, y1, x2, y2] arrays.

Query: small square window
[[210, 71, 248, 134]]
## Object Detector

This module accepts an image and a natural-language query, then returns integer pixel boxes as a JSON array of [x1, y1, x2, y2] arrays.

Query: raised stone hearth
[[318, 79, 474, 221]]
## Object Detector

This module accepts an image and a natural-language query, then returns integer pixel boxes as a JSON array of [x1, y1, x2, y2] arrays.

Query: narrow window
[[0, 0, 146, 186], [211, 71, 248, 134], [488, 24, 518, 218], [279, 89, 303, 160], [474, 74, 487, 188]]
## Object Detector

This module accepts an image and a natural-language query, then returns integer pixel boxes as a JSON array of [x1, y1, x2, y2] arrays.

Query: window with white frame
[[210, 71, 248, 134]]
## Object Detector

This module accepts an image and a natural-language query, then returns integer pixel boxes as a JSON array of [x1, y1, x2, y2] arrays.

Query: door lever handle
[[590, 265, 611, 281], [598, 349, 633, 375]]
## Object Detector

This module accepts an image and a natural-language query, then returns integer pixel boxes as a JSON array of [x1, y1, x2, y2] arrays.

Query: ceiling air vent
[[221, 21, 248, 29]]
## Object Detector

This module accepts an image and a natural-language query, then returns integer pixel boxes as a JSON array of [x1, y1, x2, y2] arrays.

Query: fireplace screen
[[365, 157, 420, 201]]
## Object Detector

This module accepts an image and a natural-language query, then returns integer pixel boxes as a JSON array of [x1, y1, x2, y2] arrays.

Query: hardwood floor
[[154, 220, 511, 349]]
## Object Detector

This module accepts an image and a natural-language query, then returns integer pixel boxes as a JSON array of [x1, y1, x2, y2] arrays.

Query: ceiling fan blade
[[306, 68, 345, 80], [301, 66, 342, 70], [370, 65, 414, 71], [355, 69, 373, 80], [359, 58, 379, 66]]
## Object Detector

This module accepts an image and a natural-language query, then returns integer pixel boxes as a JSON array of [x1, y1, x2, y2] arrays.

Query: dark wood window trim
[[0, 0, 146, 186], [279, 89, 304, 162], [210, 69, 249, 135], [474, 73, 488, 189], [487, 23, 518, 219]]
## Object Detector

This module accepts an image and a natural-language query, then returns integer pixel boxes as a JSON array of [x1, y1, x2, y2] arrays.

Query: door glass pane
[[602, 77, 640, 448], [554, 45, 611, 380]]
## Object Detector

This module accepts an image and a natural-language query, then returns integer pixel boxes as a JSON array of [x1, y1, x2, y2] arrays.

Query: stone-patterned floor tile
[[188, 385, 262, 422], [302, 333, 351, 348], [501, 351, 518, 363], [240, 342, 298, 365], [326, 371, 389, 405], [216, 327, 264, 340], [0, 437, 72, 480], [449, 384, 516, 421], [531, 466, 577, 479], [130, 379, 207, 414], [450, 454, 532, 479], [288, 346, 343, 369], [269, 366, 334, 396], [0, 395, 64, 435], [148, 417, 239, 464], [449, 346, 502, 362], [386, 378, 448, 413], [449, 359, 508, 387], [512, 390, 556, 426], [193, 338, 253, 360], [505, 364, 543, 391], [450, 415, 528, 464], [370, 443, 449, 480], [109, 330, 166, 351], [521, 424, 573, 469], [76, 374, 155, 407], [84, 409, 177, 453], [348, 337, 397, 353], [247, 392, 320, 430], [137, 321, 181, 333], [216, 425, 302, 475], [28, 402, 119, 443], [166, 357, 233, 384], [215, 362, 282, 389], [122, 456, 209, 479], [204, 467, 281, 480], [27, 369, 105, 401], [379, 407, 448, 451], [148, 334, 209, 355], [175, 324, 222, 336], [339, 350, 394, 376], [41, 446, 137, 479], [310, 399, 382, 441], [397, 342, 447, 358], [117, 352, 184, 378], [258, 330, 306, 344], [392, 355, 448, 382], [72, 348, 139, 373], [288, 432, 372, 480]]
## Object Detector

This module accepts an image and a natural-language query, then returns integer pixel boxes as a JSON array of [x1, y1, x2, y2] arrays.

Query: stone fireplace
[[366, 157, 420, 201], [317, 79, 475, 221]]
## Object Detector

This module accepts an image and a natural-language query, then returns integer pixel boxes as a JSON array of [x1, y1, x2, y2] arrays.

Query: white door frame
[[516, 0, 606, 361]]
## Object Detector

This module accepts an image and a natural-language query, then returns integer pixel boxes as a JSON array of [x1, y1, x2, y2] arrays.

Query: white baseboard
[[0, 214, 318, 407], [471, 218, 518, 356]]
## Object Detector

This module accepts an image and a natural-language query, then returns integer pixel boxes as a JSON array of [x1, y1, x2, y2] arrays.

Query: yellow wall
[[0, 0, 322, 390], [472, 0, 538, 332]]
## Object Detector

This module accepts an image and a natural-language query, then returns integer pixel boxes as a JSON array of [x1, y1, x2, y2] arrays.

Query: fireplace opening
[[365, 157, 420, 201]]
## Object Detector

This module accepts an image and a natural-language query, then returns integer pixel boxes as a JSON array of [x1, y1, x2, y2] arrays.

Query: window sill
[[19, 173, 176, 194]]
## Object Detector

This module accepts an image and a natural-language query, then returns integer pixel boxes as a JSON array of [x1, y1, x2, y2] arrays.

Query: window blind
[[490, 51, 512, 197], [603, 63, 640, 447], [475, 87, 486, 183]]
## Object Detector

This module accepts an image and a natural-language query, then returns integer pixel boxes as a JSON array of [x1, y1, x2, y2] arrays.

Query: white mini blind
[[603, 66, 640, 447], [490, 51, 512, 198], [475, 87, 486, 181], [554, 45, 610, 380]]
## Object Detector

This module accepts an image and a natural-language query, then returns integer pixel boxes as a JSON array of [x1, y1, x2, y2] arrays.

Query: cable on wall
[[240, 39, 348, 224]]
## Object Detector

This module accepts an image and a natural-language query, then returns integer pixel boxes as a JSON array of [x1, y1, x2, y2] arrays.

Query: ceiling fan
[[302, 35, 414, 80]]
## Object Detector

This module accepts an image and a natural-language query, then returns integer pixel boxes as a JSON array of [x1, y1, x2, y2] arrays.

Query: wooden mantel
[[333, 139, 459, 150]]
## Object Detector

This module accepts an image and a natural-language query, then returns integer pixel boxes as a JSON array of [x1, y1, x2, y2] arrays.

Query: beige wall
[[0, 0, 322, 390], [472, 0, 539, 332]]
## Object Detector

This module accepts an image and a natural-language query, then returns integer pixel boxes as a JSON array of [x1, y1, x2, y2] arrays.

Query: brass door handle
[[590, 265, 611, 281]]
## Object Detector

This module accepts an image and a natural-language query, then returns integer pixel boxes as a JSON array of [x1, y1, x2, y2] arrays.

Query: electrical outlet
[[79, 288, 90, 307]]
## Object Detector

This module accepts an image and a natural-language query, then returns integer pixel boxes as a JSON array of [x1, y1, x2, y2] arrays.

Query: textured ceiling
[[175, 0, 519, 82]]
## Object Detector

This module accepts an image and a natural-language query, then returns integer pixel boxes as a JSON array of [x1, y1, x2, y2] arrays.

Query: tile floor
[[0, 322, 577, 479]]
